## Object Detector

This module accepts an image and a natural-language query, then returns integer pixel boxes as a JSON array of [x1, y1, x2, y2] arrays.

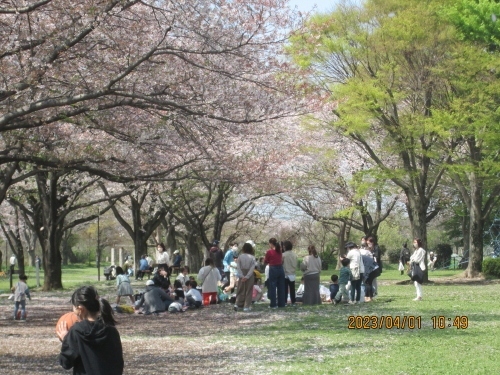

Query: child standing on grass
[[13, 274, 31, 321], [333, 258, 351, 305], [115, 266, 135, 305]]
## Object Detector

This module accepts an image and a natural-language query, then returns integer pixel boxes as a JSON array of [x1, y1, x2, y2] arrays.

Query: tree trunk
[[406, 193, 429, 282], [466, 173, 484, 277], [461, 205, 470, 259], [184, 233, 204, 272], [165, 214, 177, 254], [42, 172, 64, 290], [133, 230, 149, 272]]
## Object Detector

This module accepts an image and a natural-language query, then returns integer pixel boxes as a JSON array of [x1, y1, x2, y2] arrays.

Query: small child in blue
[[330, 275, 339, 303], [333, 258, 352, 305], [13, 274, 31, 320]]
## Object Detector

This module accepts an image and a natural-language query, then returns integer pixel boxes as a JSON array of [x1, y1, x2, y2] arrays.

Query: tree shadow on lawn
[[394, 278, 500, 286], [1, 295, 497, 375]]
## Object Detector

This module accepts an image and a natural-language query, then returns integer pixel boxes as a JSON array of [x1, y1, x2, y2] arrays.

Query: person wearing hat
[[344, 241, 365, 304], [169, 250, 183, 275], [172, 250, 182, 267], [135, 280, 173, 315]]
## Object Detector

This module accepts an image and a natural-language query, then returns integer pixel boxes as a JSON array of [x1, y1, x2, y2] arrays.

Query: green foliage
[[319, 251, 337, 270], [386, 248, 401, 264], [434, 243, 453, 266], [441, 0, 500, 48], [482, 257, 500, 278]]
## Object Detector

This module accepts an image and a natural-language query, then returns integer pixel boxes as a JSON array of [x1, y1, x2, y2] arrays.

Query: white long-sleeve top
[[346, 248, 365, 273], [410, 247, 427, 271], [237, 253, 256, 279], [156, 251, 170, 265]]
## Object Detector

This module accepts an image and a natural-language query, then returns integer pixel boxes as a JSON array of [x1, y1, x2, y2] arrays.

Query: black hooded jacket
[[59, 319, 124, 375]]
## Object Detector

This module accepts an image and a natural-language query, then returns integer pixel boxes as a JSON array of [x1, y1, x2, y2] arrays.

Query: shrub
[[434, 243, 453, 267], [320, 251, 337, 270], [387, 249, 401, 264], [482, 257, 500, 278]]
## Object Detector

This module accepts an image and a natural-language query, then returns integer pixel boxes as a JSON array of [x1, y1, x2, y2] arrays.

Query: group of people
[[327, 236, 383, 305], [111, 234, 430, 316]]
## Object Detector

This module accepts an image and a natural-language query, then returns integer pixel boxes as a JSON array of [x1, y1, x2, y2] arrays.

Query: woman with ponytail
[[57, 286, 124, 375], [264, 238, 286, 308]]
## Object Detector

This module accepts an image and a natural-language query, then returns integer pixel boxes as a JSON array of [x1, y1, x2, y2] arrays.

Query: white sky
[[288, 0, 338, 13]]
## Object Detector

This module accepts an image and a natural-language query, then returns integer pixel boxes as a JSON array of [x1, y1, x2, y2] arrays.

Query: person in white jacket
[[409, 238, 426, 301], [344, 242, 365, 304]]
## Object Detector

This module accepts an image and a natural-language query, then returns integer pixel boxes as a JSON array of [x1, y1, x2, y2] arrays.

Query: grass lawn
[[0, 264, 498, 374]]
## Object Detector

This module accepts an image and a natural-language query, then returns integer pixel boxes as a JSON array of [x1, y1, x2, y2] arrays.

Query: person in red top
[[264, 238, 286, 308]]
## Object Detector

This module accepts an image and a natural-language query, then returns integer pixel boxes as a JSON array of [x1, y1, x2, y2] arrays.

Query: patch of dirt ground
[[0, 288, 286, 375]]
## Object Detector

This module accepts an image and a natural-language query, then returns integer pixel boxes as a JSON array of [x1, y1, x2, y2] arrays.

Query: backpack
[[402, 248, 411, 259]]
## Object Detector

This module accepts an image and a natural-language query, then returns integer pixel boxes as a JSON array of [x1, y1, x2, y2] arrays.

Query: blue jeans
[[268, 265, 286, 307], [350, 278, 362, 302], [14, 300, 26, 320]]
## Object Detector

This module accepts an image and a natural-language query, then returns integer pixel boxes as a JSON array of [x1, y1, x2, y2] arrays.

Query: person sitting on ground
[[329, 275, 339, 303], [295, 277, 305, 303], [252, 276, 264, 303], [172, 280, 185, 304], [185, 280, 202, 309], [115, 266, 135, 306], [255, 256, 266, 274], [136, 255, 149, 280], [152, 266, 171, 291], [135, 280, 173, 315], [176, 266, 190, 289]]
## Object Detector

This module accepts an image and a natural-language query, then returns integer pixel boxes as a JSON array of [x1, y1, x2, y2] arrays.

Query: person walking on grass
[[409, 238, 426, 301], [300, 245, 322, 305], [115, 266, 135, 305], [13, 274, 31, 321], [332, 258, 351, 305], [57, 286, 123, 375], [234, 243, 256, 312]]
